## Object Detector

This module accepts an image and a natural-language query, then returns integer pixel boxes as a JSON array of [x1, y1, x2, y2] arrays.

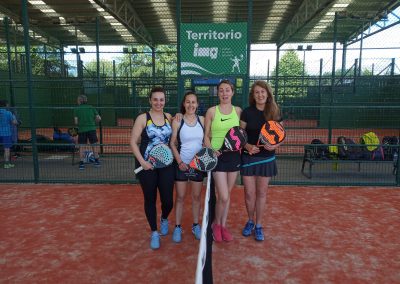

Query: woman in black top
[[239, 80, 283, 241]]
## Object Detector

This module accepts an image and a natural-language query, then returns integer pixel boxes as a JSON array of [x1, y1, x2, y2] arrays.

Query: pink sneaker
[[212, 224, 223, 242], [221, 226, 233, 242]]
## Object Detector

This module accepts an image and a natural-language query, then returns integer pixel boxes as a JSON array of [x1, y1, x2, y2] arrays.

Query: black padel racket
[[221, 126, 248, 152], [189, 147, 218, 172], [134, 144, 173, 174]]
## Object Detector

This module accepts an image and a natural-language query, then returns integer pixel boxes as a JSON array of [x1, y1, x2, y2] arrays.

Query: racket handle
[[134, 166, 143, 174]]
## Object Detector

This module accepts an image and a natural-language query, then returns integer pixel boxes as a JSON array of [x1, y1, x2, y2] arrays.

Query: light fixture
[[79, 47, 85, 53], [306, 45, 312, 51], [297, 45, 303, 51], [70, 48, 77, 53]]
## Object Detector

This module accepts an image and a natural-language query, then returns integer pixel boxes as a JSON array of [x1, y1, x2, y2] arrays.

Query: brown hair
[[249, 80, 281, 121], [149, 86, 166, 99], [77, 95, 88, 104], [180, 90, 198, 114], [217, 79, 235, 93]]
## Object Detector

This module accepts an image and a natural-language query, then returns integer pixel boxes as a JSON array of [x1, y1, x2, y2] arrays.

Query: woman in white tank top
[[170, 92, 205, 243]]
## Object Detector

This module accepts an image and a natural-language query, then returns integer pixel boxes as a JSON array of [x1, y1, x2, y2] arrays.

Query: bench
[[301, 145, 398, 179]]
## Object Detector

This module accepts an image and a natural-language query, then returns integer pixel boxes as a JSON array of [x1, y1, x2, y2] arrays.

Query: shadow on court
[[1, 184, 399, 283]]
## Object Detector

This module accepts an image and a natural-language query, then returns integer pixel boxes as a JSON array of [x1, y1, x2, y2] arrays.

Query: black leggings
[[137, 164, 175, 231]]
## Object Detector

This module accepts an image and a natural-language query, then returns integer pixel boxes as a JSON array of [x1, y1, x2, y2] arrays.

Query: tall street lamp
[[297, 44, 312, 95]]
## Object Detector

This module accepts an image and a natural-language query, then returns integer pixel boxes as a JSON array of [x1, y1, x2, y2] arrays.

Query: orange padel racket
[[257, 121, 286, 146]]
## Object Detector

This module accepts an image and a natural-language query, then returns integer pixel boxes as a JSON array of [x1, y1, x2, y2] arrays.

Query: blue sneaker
[[160, 218, 169, 236], [94, 159, 101, 168], [79, 162, 85, 170], [172, 227, 182, 243], [150, 231, 160, 250], [242, 220, 255, 237], [192, 224, 201, 240], [254, 226, 265, 241]]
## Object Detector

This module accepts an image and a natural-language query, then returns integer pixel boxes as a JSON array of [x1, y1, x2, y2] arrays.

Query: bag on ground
[[337, 136, 364, 160], [310, 139, 329, 159], [382, 136, 400, 160], [360, 132, 384, 160]]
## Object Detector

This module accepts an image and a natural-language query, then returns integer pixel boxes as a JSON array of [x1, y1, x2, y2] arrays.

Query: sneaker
[[160, 218, 169, 236], [94, 159, 101, 167], [254, 226, 265, 241], [211, 223, 222, 242], [172, 227, 182, 243], [221, 226, 233, 242], [242, 220, 255, 237], [192, 224, 201, 240], [79, 162, 85, 170], [4, 163, 15, 169], [150, 231, 160, 250]]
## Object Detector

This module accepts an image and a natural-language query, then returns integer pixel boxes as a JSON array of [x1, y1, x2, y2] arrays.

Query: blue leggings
[[137, 164, 175, 231]]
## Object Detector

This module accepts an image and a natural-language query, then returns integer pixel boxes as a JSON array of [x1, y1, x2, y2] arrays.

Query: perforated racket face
[[190, 147, 218, 172], [223, 126, 248, 151], [259, 121, 286, 145], [148, 144, 173, 168]]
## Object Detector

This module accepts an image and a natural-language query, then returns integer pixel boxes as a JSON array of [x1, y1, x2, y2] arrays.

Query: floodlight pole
[[4, 17, 15, 108], [21, 0, 39, 182], [275, 46, 280, 101], [328, 12, 339, 144], [95, 16, 104, 154], [358, 28, 364, 76]]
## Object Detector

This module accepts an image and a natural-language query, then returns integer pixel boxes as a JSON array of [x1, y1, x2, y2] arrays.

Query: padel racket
[[257, 121, 286, 146], [221, 126, 248, 152], [189, 147, 218, 172], [134, 144, 173, 174]]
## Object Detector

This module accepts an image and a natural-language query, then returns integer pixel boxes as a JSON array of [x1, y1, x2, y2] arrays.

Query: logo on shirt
[[221, 118, 231, 122]]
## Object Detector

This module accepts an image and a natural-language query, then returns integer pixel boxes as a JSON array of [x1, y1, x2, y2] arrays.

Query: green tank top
[[211, 105, 240, 150]]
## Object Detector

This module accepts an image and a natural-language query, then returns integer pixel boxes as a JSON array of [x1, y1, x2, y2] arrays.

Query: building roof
[[0, 0, 399, 47]]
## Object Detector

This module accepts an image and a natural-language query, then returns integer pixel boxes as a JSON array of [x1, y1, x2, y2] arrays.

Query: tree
[[271, 50, 305, 98], [82, 45, 177, 79], [0, 45, 69, 76]]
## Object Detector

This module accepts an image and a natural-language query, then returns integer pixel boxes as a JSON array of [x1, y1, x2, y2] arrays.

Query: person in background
[[204, 79, 242, 242], [130, 86, 174, 250], [0, 99, 18, 169], [240, 80, 283, 241], [74, 94, 101, 170], [170, 91, 205, 243]]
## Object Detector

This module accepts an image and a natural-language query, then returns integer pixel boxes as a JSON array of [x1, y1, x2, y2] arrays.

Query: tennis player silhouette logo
[[231, 54, 243, 73]]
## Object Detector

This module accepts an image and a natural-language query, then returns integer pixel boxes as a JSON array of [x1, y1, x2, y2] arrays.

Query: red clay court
[[1, 184, 399, 283]]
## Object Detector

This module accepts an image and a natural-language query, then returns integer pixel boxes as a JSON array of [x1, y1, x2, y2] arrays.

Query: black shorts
[[213, 151, 241, 172], [78, 130, 98, 144], [240, 154, 277, 177], [175, 162, 204, 182]]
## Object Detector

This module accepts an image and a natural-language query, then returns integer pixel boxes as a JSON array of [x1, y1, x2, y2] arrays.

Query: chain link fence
[[0, 15, 399, 185]]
